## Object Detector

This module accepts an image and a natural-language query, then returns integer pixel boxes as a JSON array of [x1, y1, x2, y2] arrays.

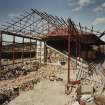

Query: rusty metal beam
[[44, 41, 47, 64], [35, 40, 37, 60], [0, 31, 2, 69], [67, 18, 71, 83], [30, 38, 32, 61], [0, 30, 41, 40], [22, 37, 24, 63], [40, 41, 42, 64], [12, 35, 15, 66]]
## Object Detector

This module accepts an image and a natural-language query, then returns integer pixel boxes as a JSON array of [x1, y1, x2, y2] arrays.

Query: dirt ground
[[8, 70, 76, 105], [8, 80, 72, 105], [1, 64, 104, 105]]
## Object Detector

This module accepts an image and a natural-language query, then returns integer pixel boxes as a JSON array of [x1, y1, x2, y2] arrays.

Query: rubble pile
[[68, 79, 105, 105], [1, 60, 105, 105], [0, 76, 40, 105], [0, 63, 65, 105], [0, 61, 39, 80], [35, 64, 65, 81], [0, 87, 19, 105], [6, 65, 105, 105]]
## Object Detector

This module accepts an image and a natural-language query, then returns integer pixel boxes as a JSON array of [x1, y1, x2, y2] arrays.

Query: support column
[[40, 41, 42, 64], [79, 23, 82, 61], [76, 39, 78, 70], [65, 20, 71, 94], [67, 19, 71, 84], [44, 41, 47, 64], [13, 35, 15, 66], [22, 37, 24, 63], [35, 40, 37, 60], [68, 33, 70, 83], [78, 38, 81, 61], [30, 38, 31, 61], [0, 31, 2, 69]]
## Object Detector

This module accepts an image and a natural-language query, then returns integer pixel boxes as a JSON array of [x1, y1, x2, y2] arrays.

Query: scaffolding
[[0, 9, 105, 94]]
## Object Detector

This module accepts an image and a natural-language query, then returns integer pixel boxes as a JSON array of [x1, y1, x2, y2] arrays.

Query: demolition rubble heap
[[0, 9, 105, 105]]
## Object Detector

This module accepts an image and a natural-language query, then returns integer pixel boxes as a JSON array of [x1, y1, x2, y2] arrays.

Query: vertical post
[[35, 40, 37, 60], [85, 26, 87, 32], [40, 41, 42, 64], [85, 26, 88, 59], [67, 19, 71, 84], [34, 40, 36, 60], [78, 24, 81, 62], [77, 23, 82, 80], [30, 25, 31, 35], [44, 41, 47, 64], [0, 31, 2, 69], [20, 20, 21, 32], [78, 38, 81, 61], [13, 35, 15, 65], [22, 37, 24, 63], [76, 39, 78, 69], [91, 26, 93, 32], [30, 38, 31, 61], [68, 32, 70, 83]]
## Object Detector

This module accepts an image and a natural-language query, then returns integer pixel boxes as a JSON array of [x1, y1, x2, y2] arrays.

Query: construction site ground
[[0, 63, 105, 105], [0, 64, 73, 105], [8, 77, 72, 105]]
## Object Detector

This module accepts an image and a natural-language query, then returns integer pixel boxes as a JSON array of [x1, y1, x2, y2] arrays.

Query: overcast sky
[[0, 0, 105, 32]]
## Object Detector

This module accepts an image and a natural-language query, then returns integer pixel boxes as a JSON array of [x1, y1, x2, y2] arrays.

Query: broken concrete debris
[[0, 61, 39, 80], [1, 54, 105, 105], [0, 63, 66, 105], [1, 63, 105, 105]]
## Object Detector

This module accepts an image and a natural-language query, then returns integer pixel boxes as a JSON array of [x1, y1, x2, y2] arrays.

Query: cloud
[[78, 0, 93, 7], [69, 0, 95, 11], [72, 7, 82, 11], [8, 13, 20, 19], [68, 0, 77, 6], [94, 2, 105, 12], [93, 17, 105, 25]]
